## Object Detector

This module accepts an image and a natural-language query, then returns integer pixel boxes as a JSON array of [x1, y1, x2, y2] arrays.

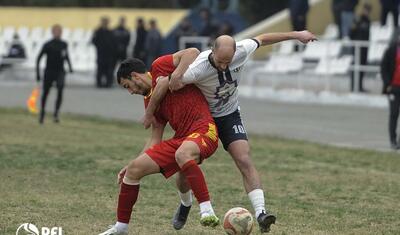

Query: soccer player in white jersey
[[143, 30, 317, 233]]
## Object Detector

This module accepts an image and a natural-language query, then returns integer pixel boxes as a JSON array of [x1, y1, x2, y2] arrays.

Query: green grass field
[[1, 108, 399, 235]]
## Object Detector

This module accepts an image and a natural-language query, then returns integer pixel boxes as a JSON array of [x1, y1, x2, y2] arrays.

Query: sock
[[117, 178, 140, 224], [199, 201, 215, 218], [248, 189, 266, 218], [180, 160, 210, 204], [115, 222, 128, 232], [179, 190, 193, 207]]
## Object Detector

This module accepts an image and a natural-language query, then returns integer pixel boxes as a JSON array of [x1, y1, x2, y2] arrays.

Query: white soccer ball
[[223, 207, 254, 235]]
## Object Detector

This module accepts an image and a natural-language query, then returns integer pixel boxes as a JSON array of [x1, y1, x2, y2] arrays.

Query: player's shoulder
[[192, 50, 211, 65], [236, 39, 259, 49]]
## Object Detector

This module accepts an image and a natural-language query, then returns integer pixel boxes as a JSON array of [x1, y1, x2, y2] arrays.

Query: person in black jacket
[[92, 17, 116, 88], [380, 0, 400, 27], [133, 18, 147, 67], [113, 16, 131, 64], [381, 30, 400, 149], [36, 24, 73, 124], [350, 3, 371, 92]]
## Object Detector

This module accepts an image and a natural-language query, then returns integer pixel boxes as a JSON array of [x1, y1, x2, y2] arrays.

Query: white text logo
[[16, 223, 63, 235]]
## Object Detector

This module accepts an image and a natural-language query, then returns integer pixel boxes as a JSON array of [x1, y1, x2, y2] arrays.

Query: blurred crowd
[[91, 16, 162, 88]]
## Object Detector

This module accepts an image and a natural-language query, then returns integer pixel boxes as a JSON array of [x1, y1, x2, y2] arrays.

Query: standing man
[[350, 3, 371, 92], [289, 0, 309, 51], [133, 18, 147, 67], [144, 30, 317, 233], [113, 16, 131, 64], [145, 19, 163, 69], [36, 24, 72, 124], [381, 31, 400, 149], [98, 48, 220, 235], [92, 16, 116, 88]]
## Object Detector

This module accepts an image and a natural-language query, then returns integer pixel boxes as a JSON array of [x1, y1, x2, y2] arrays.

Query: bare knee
[[175, 148, 198, 167], [232, 151, 255, 173], [125, 160, 144, 181]]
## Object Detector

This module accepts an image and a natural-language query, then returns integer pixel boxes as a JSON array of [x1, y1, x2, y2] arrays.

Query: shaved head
[[211, 35, 236, 71]]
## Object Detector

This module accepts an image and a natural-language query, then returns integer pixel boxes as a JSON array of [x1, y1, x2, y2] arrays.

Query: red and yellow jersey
[[144, 55, 217, 139]]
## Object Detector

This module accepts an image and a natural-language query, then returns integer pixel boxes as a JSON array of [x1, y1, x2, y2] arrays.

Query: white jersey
[[182, 39, 259, 117]]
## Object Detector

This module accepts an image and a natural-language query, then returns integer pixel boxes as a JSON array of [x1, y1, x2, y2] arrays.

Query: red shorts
[[145, 124, 218, 178]]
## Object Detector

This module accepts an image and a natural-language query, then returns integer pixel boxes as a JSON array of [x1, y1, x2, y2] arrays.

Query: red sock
[[117, 183, 140, 223], [180, 160, 210, 203]]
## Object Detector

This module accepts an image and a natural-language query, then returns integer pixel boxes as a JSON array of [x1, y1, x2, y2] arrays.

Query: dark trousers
[[96, 58, 114, 88], [351, 48, 368, 92], [41, 70, 65, 117], [389, 93, 400, 144], [291, 14, 307, 51], [381, 6, 399, 27]]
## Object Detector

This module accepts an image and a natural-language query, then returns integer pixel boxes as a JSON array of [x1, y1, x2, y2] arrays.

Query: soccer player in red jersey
[[98, 48, 220, 235]]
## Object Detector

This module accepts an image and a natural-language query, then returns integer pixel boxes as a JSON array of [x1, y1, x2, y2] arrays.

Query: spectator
[[289, 0, 309, 51], [289, 0, 309, 32], [380, 0, 399, 27], [36, 24, 73, 124], [217, 21, 234, 36], [92, 16, 116, 88], [199, 8, 219, 40], [175, 17, 197, 49], [380, 30, 400, 149], [340, 0, 359, 38], [133, 18, 147, 66], [332, 0, 343, 38], [145, 19, 162, 68], [7, 33, 26, 59], [350, 3, 371, 92], [113, 16, 131, 63]]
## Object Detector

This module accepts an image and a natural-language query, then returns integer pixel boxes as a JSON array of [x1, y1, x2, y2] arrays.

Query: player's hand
[[387, 85, 392, 93], [169, 76, 185, 92], [117, 166, 127, 184], [295, 30, 317, 44], [141, 113, 156, 129]]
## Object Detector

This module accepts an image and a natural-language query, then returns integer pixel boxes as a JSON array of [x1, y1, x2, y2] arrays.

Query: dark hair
[[116, 58, 146, 84]]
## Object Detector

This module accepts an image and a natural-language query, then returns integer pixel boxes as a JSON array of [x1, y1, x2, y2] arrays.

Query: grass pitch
[[0, 108, 399, 235]]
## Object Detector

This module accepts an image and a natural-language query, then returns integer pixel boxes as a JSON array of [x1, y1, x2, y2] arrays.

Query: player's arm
[[36, 44, 47, 82], [142, 76, 169, 129], [143, 48, 200, 128], [253, 30, 317, 47], [118, 123, 165, 184], [65, 44, 73, 73], [169, 47, 200, 91], [141, 122, 165, 152]]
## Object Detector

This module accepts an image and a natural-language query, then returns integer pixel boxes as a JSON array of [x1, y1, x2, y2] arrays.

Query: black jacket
[[381, 43, 400, 94]]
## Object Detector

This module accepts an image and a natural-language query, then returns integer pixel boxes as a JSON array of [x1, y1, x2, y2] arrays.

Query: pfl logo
[[16, 223, 63, 235]]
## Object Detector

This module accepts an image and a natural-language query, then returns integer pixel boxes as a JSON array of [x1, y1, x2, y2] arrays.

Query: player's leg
[[99, 153, 160, 235], [172, 172, 192, 230], [174, 140, 219, 227], [39, 72, 53, 124], [217, 110, 276, 233], [54, 71, 65, 123]]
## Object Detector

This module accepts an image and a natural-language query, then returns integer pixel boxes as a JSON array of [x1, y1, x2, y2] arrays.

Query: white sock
[[199, 201, 215, 218], [115, 222, 128, 232], [179, 190, 193, 207], [248, 189, 266, 218]]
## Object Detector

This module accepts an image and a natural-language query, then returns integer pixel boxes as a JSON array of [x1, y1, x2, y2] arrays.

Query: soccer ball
[[223, 207, 254, 235]]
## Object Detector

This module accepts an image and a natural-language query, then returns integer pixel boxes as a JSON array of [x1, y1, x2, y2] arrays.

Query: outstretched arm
[[169, 47, 200, 91], [142, 48, 200, 128], [253, 30, 317, 46]]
